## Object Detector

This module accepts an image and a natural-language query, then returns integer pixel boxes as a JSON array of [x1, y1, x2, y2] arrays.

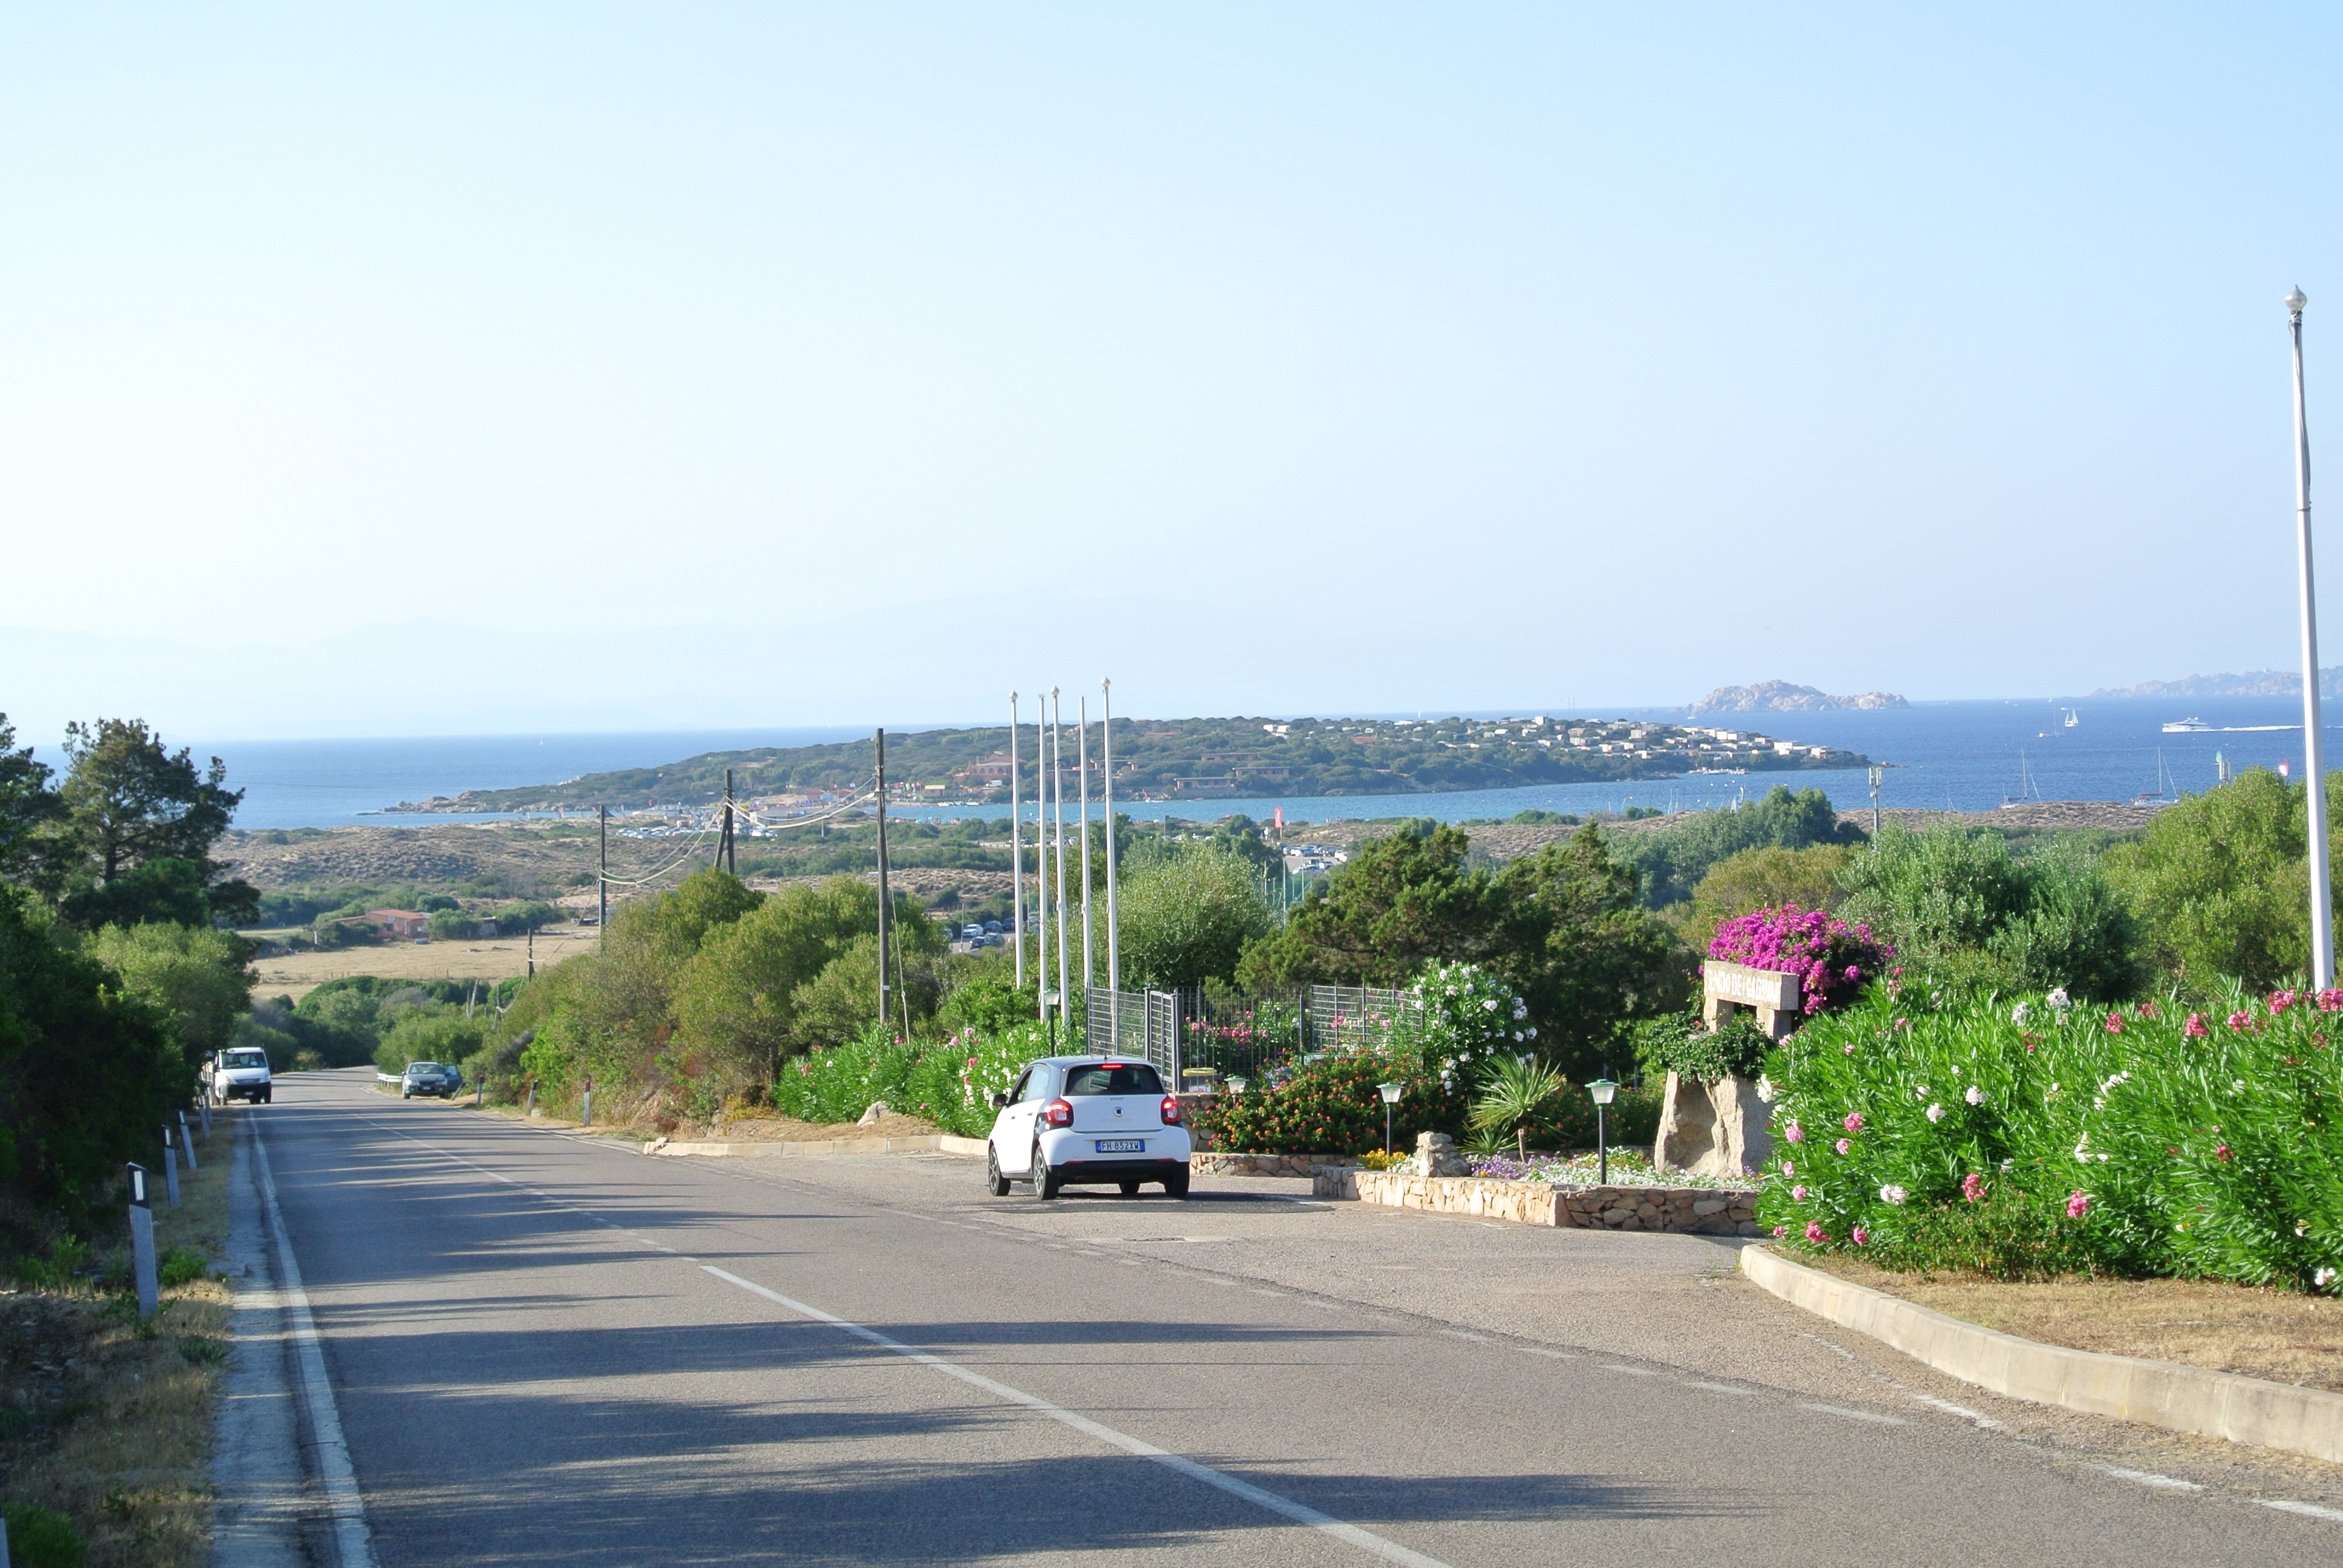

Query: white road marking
[[1683, 1380, 1754, 1395], [2264, 1499, 2343, 1523], [1915, 1395, 2005, 1429], [2097, 1468, 2201, 1492], [251, 1124, 378, 1568], [1520, 1348, 1579, 1360], [1438, 1330, 1491, 1342], [701, 1266, 1455, 1568], [1801, 1402, 1906, 1425]]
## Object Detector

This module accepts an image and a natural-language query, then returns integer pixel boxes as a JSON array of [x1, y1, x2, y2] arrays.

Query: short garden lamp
[[1587, 1077, 1619, 1187], [1226, 1076, 1248, 1096], [1376, 1081, 1403, 1154]]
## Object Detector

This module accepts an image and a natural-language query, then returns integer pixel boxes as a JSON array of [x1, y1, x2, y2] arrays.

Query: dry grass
[[1803, 1254, 2343, 1393], [248, 924, 599, 1002], [0, 1108, 237, 1567]]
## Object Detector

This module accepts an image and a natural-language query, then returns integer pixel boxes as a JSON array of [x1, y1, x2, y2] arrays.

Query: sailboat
[[2001, 750, 2040, 809], [2063, 707, 2080, 728], [2135, 749, 2178, 805]]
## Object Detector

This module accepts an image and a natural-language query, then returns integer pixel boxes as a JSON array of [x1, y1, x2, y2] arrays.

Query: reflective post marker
[[160, 1126, 181, 1206], [128, 1163, 159, 1318], [179, 1111, 197, 1172]]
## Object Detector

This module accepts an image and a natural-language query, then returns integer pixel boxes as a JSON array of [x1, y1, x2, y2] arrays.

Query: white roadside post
[[2290, 286, 2335, 990], [179, 1111, 196, 1172], [160, 1125, 180, 1206], [128, 1163, 159, 1318]]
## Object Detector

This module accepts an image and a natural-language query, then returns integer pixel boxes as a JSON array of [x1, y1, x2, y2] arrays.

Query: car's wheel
[[986, 1144, 1012, 1197], [1163, 1171, 1190, 1198], [1118, 1180, 1141, 1197], [402, 1088, 412, 1099], [1032, 1140, 1061, 1200], [261, 1089, 272, 1104]]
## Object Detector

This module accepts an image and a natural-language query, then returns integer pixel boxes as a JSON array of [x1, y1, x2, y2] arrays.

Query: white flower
[[2099, 1072, 2130, 1094], [2073, 1132, 2091, 1161], [1880, 1184, 1909, 1205], [2047, 988, 2071, 1010], [1522, 1027, 1537, 1039], [1965, 1085, 1986, 1106], [1513, 1005, 1527, 1021], [2233, 1079, 2247, 1093], [1926, 1103, 1945, 1123], [2297, 1224, 2310, 1238], [2011, 1002, 2032, 1025], [1482, 998, 1499, 1012], [1951, 1064, 1962, 1077], [2319, 1267, 2338, 1290], [1915, 1085, 1931, 1099], [2000, 1158, 2015, 1173]]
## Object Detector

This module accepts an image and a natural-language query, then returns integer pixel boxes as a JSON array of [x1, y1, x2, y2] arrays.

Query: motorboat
[[2163, 717, 2213, 733]]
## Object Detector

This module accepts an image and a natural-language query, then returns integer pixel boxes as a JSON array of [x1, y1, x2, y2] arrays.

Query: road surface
[[215, 1070, 2343, 1566]]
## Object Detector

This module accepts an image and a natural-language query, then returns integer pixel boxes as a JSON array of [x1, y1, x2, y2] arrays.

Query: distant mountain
[[2089, 667, 2343, 699], [1686, 680, 1909, 714]]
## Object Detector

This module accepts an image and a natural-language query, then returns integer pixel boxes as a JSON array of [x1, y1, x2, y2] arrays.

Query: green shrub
[[1634, 1011, 1772, 1084], [1758, 982, 2343, 1288], [1, 1502, 87, 1567], [158, 1246, 208, 1288], [766, 1017, 1060, 1135], [1193, 1049, 1466, 1155]]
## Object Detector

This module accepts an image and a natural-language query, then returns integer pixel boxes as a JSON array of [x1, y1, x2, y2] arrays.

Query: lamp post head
[[1226, 1076, 1250, 1095], [2290, 286, 2310, 320], [1587, 1077, 1619, 1106], [1377, 1080, 1404, 1105]]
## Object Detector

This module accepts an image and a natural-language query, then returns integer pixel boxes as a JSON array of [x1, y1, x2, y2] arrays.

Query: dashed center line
[[1599, 1365, 1659, 1376], [1801, 1403, 1906, 1426], [2098, 1467, 2201, 1492], [1683, 1380, 1752, 1396], [2266, 1499, 2343, 1523]]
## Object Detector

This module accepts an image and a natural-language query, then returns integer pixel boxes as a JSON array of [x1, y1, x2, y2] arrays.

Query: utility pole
[[2292, 286, 2335, 990], [598, 805, 608, 946], [1103, 677, 1119, 1010], [1050, 688, 1069, 1041], [527, 922, 535, 978], [722, 768, 736, 877], [875, 728, 892, 1032], [1868, 765, 1883, 837], [1034, 688, 1050, 1027], [1009, 693, 1025, 988], [1079, 693, 1094, 997]]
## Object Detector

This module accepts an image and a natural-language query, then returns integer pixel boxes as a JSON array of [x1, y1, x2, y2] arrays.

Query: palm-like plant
[[1470, 1054, 1566, 1161]]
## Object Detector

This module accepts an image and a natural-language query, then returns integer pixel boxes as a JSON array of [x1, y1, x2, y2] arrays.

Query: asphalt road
[[232, 1070, 2343, 1566]]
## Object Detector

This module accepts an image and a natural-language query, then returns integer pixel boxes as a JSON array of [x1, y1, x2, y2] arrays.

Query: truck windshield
[[1061, 1063, 1164, 1096], [223, 1051, 267, 1070]]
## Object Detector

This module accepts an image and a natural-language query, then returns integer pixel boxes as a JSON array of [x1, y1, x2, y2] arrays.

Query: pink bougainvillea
[[1706, 905, 1893, 1016]]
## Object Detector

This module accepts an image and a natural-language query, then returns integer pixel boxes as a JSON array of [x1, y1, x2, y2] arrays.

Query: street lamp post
[[2291, 287, 2334, 991], [1377, 1081, 1403, 1155], [1586, 1077, 1619, 1187]]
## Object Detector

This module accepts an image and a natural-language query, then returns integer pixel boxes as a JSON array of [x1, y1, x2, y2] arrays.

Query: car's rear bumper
[[1043, 1157, 1189, 1184]]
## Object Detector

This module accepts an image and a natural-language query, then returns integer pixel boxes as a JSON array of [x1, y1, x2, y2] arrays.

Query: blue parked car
[[402, 1061, 463, 1099]]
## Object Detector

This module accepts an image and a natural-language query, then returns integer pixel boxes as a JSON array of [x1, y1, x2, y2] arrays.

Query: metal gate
[[1086, 987, 1183, 1083]]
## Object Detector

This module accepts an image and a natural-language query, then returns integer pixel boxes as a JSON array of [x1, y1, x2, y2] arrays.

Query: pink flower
[[1843, 1112, 1864, 1134], [1792, 1184, 1809, 1201], [1784, 1120, 1806, 1144], [2214, 1143, 2232, 1163], [2271, 989, 2299, 1014], [2136, 1000, 2159, 1018], [2227, 1011, 2253, 1031], [2066, 1190, 2091, 1219], [1804, 1221, 1830, 1245], [1835, 1138, 1851, 1155], [2320, 988, 2343, 1013], [1895, 1016, 1909, 1031], [1844, 964, 1861, 981], [1850, 1226, 1869, 1245], [1962, 1173, 1985, 1203], [2104, 1011, 2125, 1034], [2184, 1013, 2209, 1039], [1781, 1160, 1795, 1177], [1773, 1225, 1790, 1238]]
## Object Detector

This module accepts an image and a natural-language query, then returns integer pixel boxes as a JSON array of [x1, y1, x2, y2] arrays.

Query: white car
[[985, 1055, 1191, 1199]]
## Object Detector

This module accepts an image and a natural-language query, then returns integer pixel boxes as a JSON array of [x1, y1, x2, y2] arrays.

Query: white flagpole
[[1009, 693, 1024, 990]]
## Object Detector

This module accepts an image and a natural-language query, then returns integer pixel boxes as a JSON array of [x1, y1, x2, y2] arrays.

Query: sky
[[5, 5, 2343, 739]]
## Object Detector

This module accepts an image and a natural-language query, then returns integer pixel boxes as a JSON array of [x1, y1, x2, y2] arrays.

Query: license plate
[[1093, 1138, 1145, 1154]]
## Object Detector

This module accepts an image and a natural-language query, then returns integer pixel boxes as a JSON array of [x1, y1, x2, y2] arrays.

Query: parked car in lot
[[402, 1060, 464, 1099], [211, 1047, 272, 1104], [985, 1056, 1190, 1199]]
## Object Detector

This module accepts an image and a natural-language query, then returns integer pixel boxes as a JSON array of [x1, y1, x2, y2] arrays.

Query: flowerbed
[[1466, 1149, 1759, 1191], [1761, 983, 2343, 1290]]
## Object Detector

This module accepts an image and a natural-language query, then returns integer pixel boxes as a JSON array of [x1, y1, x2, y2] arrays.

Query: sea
[[111, 697, 2335, 832]]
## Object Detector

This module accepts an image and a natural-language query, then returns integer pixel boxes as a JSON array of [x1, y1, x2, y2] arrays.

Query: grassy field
[[247, 924, 602, 1002], [0, 1108, 237, 1567]]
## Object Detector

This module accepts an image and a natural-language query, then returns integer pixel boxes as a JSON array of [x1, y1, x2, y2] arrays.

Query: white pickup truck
[[211, 1047, 273, 1105]]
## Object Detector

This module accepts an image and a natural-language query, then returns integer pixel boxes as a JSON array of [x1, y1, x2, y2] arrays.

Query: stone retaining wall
[[1315, 1168, 1759, 1235], [1191, 1152, 1358, 1178]]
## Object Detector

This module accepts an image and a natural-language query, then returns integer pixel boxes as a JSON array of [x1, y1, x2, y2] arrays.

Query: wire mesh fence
[[1084, 981, 1425, 1088]]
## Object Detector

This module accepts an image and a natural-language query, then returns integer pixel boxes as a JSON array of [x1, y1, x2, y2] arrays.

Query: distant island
[[2089, 667, 2343, 700], [1685, 680, 1909, 714], [388, 714, 1870, 814]]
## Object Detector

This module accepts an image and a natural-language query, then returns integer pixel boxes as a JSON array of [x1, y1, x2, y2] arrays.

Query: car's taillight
[[1044, 1099, 1073, 1128], [1161, 1096, 1182, 1125]]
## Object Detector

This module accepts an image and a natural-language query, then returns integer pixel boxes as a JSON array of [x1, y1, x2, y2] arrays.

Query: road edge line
[[700, 1265, 1453, 1568], [252, 1122, 378, 1568]]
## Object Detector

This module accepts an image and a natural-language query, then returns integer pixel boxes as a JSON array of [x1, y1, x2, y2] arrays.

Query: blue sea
[[133, 697, 2336, 831]]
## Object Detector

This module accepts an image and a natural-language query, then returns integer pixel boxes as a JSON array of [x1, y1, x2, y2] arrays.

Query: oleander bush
[[768, 1018, 1062, 1137], [1758, 981, 2343, 1290], [1193, 1047, 1466, 1156]]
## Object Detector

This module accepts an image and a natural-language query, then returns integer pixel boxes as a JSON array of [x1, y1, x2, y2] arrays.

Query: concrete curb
[[1740, 1244, 2343, 1465]]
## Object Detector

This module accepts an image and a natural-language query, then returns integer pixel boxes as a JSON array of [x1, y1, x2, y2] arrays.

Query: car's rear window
[[406, 1062, 442, 1074], [223, 1050, 267, 1069], [1061, 1063, 1164, 1097]]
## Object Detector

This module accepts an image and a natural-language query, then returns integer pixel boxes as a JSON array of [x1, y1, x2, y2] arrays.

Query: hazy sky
[[7, 6, 2343, 735]]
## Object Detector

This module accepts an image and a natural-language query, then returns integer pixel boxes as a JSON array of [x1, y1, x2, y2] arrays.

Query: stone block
[[1692, 1199, 1728, 1217]]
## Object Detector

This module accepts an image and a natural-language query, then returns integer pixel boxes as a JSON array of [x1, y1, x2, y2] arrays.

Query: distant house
[[358, 909, 428, 939], [952, 754, 1014, 787]]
